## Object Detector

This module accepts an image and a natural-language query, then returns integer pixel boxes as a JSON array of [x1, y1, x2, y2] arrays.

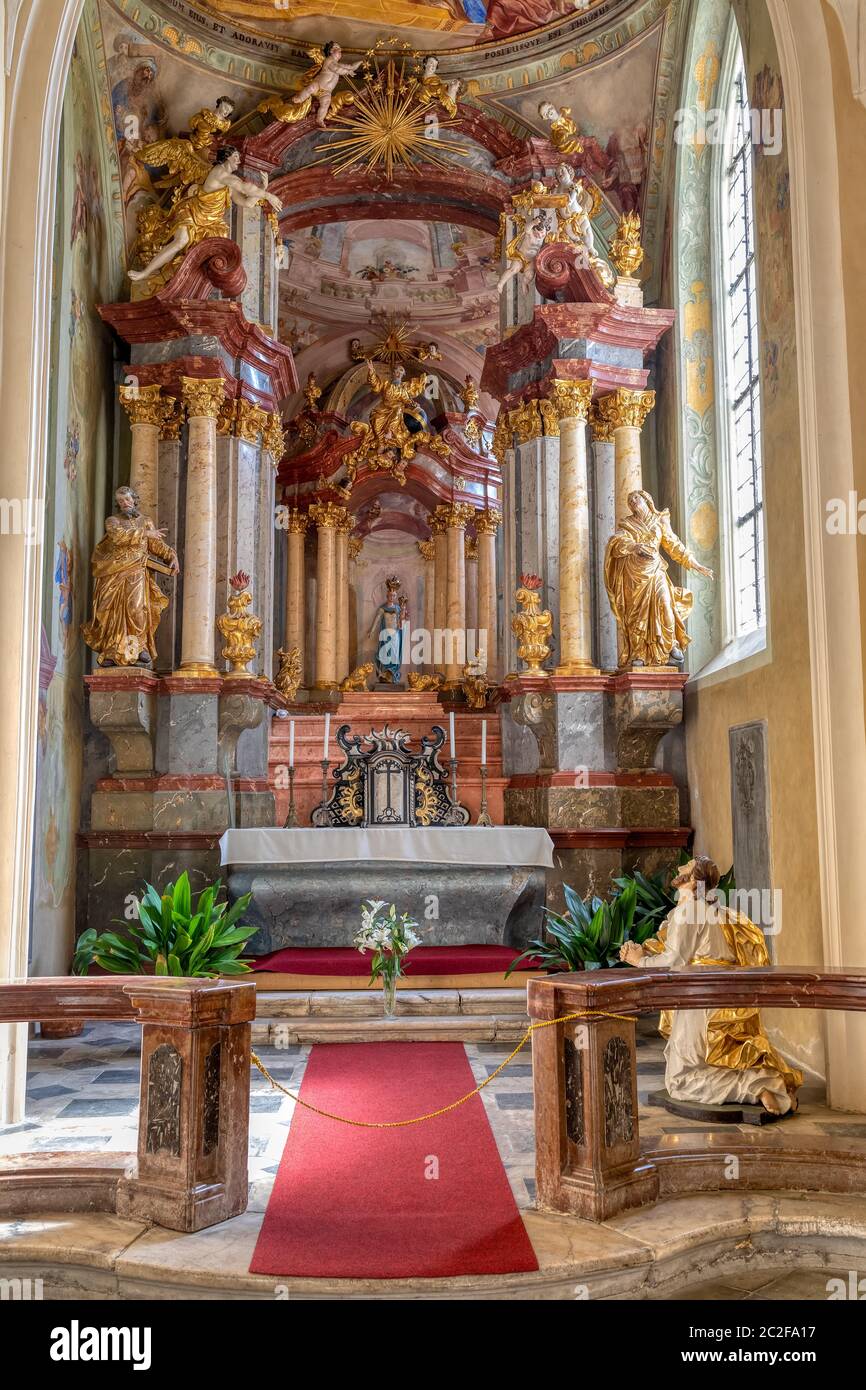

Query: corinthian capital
[[550, 378, 593, 423], [309, 500, 350, 531], [118, 383, 166, 427], [181, 376, 226, 420], [417, 539, 435, 562], [597, 387, 655, 432], [474, 506, 502, 535], [589, 400, 614, 443], [441, 501, 476, 531]]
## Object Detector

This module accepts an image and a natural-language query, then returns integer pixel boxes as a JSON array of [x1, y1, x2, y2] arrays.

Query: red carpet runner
[[249, 1042, 539, 1279]]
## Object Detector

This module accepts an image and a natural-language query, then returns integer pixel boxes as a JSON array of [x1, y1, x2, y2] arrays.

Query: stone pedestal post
[[476, 507, 501, 679], [443, 502, 474, 685], [598, 388, 655, 527], [335, 514, 352, 684], [283, 508, 309, 686], [119, 383, 171, 525], [179, 377, 225, 675], [310, 501, 346, 691], [551, 379, 595, 675], [590, 403, 618, 671], [418, 539, 436, 673]]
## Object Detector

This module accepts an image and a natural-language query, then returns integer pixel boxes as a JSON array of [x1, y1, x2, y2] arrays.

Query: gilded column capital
[[550, 378, 593, 423], [491, 412, 511, 465], [181, 376, 226, 420], [118, 383, 165, 427], [309, 500, 350, 531], [236, 398, 270, 444], [417, 539, 435, 562], [464, 536, 479, 562], [429, 505, 450, 535], [263, 412, 286, 460], [160, 398, 182, 441], [284, 507, 311, 535], [475, 506, 502, 536], [348, 537, 364, 561], [589, 400, 614, 443], [441, 501, 475, 531], [216, 397, 237, 437], [509, 398, 542, 445], [597, 387, 655, 431], [335, 509, 356, 534]]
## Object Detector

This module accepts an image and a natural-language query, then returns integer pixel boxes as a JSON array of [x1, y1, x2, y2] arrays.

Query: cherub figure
[[291, 42, 361, 127], [496, 207, 547, 296], [417, 56, 461, 121], [538, 101, 583, 156]]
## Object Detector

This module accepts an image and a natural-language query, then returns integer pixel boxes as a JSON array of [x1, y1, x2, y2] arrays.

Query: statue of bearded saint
[[82, 486, 179, 667], [620, 856, 802, 1117], [604, 489, 713, 668], [348, 360, 432, 485]]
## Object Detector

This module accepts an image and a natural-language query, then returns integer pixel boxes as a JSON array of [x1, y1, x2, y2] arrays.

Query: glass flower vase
[[381, 968, 399, 1017]]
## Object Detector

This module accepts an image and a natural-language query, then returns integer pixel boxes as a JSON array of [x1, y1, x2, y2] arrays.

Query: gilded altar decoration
[[313, 723, 468, 829], [323, 46, 464, 180], [460, 376, 480, 413], [274, 646, 302, 700], [475, 506, 503, 537], [263, 413, 287, 462], [416, 56, 461, 120], [496, 183, 549, 296], [118, 383, 175, 431], [259, 43, 360, 128], [304, 372, 322, 413], [82, 486, 179, 668], [604, 489, 714, 669], [610, 211, 645, 280], [550, 163, 615, 290], [462, 663, 492, 710], [537, 101, 583, 157], [217, 571, 262, 679], [509, 398, 543, 445], [129, 138, 282, 289], [512, 574, 553, 676], [135, 98, 236, 199], [550, 377, 593, 423], [408, 672, 444, 692], [341, 663, 374, 692], [347, 360, 448, 487], [350, 317, 441, 370], [596, 386, 655, 434]]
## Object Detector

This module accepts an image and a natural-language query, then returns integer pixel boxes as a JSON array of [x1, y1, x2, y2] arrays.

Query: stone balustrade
[[0, 976, 255, 1232], [528, 966, 866, 1221]]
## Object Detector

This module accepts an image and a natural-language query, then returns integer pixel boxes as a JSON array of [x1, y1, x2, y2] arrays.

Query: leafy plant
[[73, 872, 257, 978], [508, 879, 641, 975], [609, 857, 736, 937]]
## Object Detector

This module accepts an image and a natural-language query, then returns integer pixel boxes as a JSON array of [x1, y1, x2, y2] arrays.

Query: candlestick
[[316, 757, 330, 825], [289, 718, 295, 768], [323, 711, 331, 759], [447, 756, 461, 825], [449, 710, 455, 759], [283, 765, 298, 828], [481, 718, 487, 767], [476, 766, 493, 827]]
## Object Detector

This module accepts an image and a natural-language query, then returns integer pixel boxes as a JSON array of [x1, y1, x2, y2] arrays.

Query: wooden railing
[[528, 966, 866, 1222], [0, 977, 256, 1232]]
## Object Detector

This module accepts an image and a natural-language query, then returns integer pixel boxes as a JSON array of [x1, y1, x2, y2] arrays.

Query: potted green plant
[[507, 880, 651, 975]]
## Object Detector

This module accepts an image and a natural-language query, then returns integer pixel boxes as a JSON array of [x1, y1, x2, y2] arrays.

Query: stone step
[[252, 1012, 530, 1046], [253, 988, 530, 1019]]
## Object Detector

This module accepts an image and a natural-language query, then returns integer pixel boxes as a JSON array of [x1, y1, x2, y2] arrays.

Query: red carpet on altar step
[[249, 1041, 539, 1280], [251, 944, 538, 976]]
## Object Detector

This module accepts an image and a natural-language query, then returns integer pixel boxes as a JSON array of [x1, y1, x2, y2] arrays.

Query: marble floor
[[1, 1022, 865, 1299]]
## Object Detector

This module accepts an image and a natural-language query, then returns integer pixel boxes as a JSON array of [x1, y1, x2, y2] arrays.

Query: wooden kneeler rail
[[528, 966, 866, 1222], [0, 977, 256, 1232]]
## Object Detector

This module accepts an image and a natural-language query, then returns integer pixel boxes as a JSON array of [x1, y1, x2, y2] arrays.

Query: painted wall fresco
[[33, 3, 124, 975]]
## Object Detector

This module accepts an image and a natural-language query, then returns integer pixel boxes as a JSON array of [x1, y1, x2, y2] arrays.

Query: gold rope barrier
[[250, 1009, 635, 1129]]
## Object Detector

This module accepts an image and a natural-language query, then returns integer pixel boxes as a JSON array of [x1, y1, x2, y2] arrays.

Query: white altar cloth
[[219, 826, 554, 868]]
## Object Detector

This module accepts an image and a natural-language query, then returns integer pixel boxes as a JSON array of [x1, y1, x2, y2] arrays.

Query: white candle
[[323, 712, 330, 759], [289, 719, 295, 768], [449, 710, 456, 759], [481, 719, 487, 767]]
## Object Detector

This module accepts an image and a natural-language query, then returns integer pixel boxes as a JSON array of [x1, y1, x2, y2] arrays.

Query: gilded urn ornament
[[512, 574, 553, 676], [610, 212, 645, 280], [217, 571, 262, 679], [82, 486, 178, 668]]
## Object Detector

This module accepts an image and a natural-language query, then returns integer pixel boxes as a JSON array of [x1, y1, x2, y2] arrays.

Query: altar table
[[219, 827, 554, 952]]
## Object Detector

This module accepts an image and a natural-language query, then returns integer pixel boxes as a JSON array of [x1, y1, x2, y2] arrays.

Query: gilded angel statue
[[134, 97, 236, 198], [129, 145, 282, 285], [347, 360, 447, 486], [416, 56, 461, 121], [496, 205, 548, 296], [537, 101, 583, 156], [259, 42, 360, 129]]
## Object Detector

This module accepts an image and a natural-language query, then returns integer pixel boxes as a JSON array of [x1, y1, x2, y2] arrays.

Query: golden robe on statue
[[639, 895, 803, 1113], [82, 512, 176, 667], [604, 494, 698, 666], [164, 182, 232, 248]]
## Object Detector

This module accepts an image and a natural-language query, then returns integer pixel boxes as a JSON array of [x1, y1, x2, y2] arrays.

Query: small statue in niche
[[620, 855, 802, 1117], [461, 376, 480, 412], [261, 43, 361, 128], [274, 645, 302, 701], [303, 372, 322, 413], [496, 203, 548, 297], [340, 662, 374, 692], [537, 100, 583, 157], [603, 489, 714, 669], [128, 145, 282, 285], [82, 486, 178, 668], [550, 162, 615, 290], [368, 576, 405, 686], [416, 56, 461, 120]]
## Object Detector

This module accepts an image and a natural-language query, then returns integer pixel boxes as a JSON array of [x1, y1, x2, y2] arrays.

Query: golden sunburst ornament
[[324, 54, 464, 180]]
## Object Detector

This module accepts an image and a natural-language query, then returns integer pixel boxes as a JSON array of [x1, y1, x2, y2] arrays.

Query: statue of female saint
[[552, 162, 615, 290], [129, 145, 282, 284], [604, 489, 713, 668], [367, 576, 405, 686], [82, 486, 179, 667]]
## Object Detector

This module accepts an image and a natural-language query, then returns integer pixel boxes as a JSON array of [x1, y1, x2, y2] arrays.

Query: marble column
[[589, 403, 619, 671], [443, 502, 474, 685], [335, 513, 353, 683], [348, 536, 363, 670], [283, 508, 309, 686], [465, 535, 479, 646], [418, 539, 436, 673], [551, 379, 595, 675], [430, 506, 449, 669], [179, 377, 225, 675], [119, 383, 170, 525], [475, 508, 501, 679], [310, 501, 347, 691], [597, 388, 655, 527]]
